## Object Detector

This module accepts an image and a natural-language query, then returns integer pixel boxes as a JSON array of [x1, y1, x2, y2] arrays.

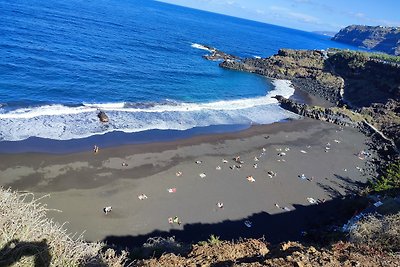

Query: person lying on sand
[[246, 175, 255, 182], [138, 194, 148, 200], [93, 145, 99, 154], [173, 216, 182, 225], [167, 188, 177, 193], [217, 202, 224, 208], [103, 206, 112, 215]]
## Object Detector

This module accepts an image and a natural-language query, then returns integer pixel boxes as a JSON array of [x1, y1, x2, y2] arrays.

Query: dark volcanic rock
[[272, 95, 356, 127], [201, 45, 240, 61], [219, 49, 344, 104], [332, 25, 400, 56], [273, 95, 399, 161], [97, 111, 109, 123], [202, 46, 400, 161], [218, 48, 400, 108], [325, 50, 400, 107], [360, 99, 400, 149]]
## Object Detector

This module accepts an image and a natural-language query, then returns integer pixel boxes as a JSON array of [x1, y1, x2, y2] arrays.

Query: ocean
[[0, 0, 355, 143]]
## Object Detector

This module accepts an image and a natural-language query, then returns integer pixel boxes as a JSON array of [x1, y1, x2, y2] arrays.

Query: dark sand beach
[[0, 117, 374, 247]]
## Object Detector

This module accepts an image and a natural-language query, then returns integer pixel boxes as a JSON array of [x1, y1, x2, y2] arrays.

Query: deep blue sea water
[[0, 0, 356, 142]]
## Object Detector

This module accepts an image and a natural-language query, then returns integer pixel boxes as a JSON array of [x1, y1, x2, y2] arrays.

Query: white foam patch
[[83, 102, 126, 109], [191, 43, 213, 52], [0, 80, 297, 141]]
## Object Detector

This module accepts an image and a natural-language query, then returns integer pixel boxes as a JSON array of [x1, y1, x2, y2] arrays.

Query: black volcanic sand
[[0, 118, 375, 246]]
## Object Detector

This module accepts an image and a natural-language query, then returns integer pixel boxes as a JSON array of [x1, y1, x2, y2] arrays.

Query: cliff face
[[332, 25, 400, 56], [220, 49, 344, 103], [214, 48, 400, 156], [220, 49, 400, 108], [325, 51, 400, 107]]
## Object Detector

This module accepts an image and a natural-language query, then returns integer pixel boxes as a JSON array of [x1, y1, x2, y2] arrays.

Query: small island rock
[[97, 111, 109, 123]]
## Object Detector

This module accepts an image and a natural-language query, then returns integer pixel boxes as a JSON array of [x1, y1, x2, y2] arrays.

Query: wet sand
[[0, 118, 374, 245]]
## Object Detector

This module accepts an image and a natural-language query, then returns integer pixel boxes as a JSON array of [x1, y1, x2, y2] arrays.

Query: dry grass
[[0, 187, 128, 266], [349, 212, 400, 252]]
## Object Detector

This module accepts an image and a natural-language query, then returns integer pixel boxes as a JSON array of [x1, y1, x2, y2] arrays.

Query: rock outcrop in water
[[97, 111, 109, 123], [332, 25, 400, 56], [201, 45, 240, 61]]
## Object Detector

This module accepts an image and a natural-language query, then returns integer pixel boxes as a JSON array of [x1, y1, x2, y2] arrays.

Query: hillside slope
[[332, 25, 400, 55]]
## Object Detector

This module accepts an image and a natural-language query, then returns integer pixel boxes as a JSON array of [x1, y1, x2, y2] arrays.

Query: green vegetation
[[0, 188, 127, 266], [328, 48, 400, 64], [208, 235, 221, 246], [198, 235, 221, 246], [369, 160, 400, 193]]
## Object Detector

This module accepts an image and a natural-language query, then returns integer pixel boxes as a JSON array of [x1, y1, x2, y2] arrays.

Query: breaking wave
[[0, 80, 297, 141], [191, 43, 213, 52]]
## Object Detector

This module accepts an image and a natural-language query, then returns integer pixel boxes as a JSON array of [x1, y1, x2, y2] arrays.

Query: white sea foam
[[191, 43, 213, 52], [0, 80, 297, 141], [0, 105, 96, 119], [83, 102, 126, 109], [254, 55, 261, 59]]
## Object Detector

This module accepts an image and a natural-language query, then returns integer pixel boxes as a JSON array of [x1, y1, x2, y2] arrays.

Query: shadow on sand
[[0, 239, 51, 267], [103, 195, 369, 251]]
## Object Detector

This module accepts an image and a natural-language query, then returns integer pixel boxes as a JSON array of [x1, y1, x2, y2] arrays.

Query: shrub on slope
[[0, 188, 127, 266]]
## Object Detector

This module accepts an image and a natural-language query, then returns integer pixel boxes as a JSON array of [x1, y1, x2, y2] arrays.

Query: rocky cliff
[[273, 95, 399, 161], [332, 25, 400, 56], [219, 48, 400, 107], [220, 49, 344, 103], [206, 47, 400, 159]]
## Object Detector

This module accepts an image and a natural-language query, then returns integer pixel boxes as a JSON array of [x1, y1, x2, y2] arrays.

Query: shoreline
[[0, 117, 374, 247], [0, 86, 332, 155]]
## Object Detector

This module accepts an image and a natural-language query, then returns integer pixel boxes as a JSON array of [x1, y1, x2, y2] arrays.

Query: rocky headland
[[134, 44, 400, 267], [202, 47, 400, 162], [200, 45, 240, 61], [332, 25, 400, 56]]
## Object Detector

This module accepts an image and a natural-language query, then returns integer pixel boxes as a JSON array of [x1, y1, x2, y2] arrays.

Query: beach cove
[[0, 117, 374, 247]]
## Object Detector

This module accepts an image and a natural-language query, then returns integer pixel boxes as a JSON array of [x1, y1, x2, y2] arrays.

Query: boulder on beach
[[97, 111, 109, 123]]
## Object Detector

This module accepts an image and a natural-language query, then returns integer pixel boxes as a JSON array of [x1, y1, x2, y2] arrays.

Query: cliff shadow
[[103, 196, 369, 258], [316, 174, 367, 198], [0, 239, 51, 267]]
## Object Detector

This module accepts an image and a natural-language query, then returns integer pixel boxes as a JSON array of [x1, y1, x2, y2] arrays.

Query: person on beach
[[234, 156, 240, 163], [103, 206, 112, 215], [173, 216, 182, 225], [93, 145, 99, 154]]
